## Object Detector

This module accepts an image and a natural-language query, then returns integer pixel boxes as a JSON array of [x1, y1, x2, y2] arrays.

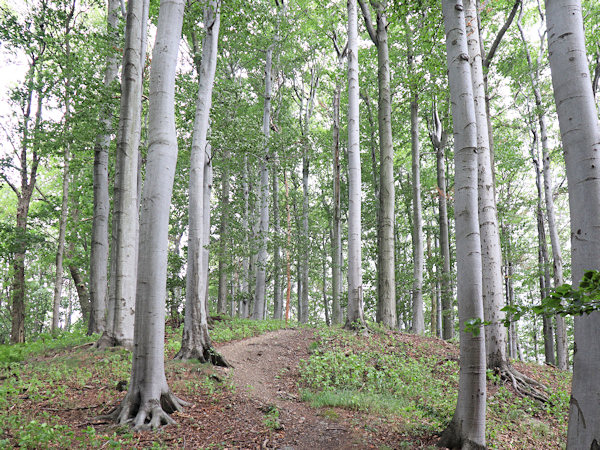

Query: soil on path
[[215, 328, 364, 449]]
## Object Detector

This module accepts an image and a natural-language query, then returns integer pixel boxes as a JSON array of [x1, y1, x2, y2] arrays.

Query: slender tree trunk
[[241, 155, 250, 318], [252, 41, 273, 320], [9, 81, 43, 344], [439, 1, 486, 447], [217, 149, 230, 315], [99, 0, 149, 350], [359, 0, 396, 329], [178, 0, 225, 363], [89, 0, 121, 335], [111, 0, 187, 428], [331, 75, 343, 325], [431, 105, 453, 340], [284, 170, 292, 322], [345, 0, 365, 329], [272, 166, 282, 319], [465, 0, 507, 369], [52, 139, 70, 332], [517, 10, 568, 371]]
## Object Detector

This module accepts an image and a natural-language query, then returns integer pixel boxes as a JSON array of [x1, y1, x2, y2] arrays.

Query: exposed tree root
[[438, 418, 486, 449], [94, 333, 117, 350], [495, 363, 550, 404], [99, 389, 189, 431], [174, 345, 231, 367]]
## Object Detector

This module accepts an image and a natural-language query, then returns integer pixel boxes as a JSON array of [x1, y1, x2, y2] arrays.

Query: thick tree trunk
[[111, 0, 187, 428], [439, 1, 486, 447], [89, 0, 121, 335], [99, 0, 149, 350], [545, 3, 600, 445], [465, 0, 507, 369], [300, 153, 310, 323], [178, 0, 225, 363], [345, 0, 365, 329]]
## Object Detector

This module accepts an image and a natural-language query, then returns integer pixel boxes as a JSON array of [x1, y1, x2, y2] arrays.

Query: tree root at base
[[174, 345, 231, 367], [98, 390, 189, 431], [495, 364, 550, 404]]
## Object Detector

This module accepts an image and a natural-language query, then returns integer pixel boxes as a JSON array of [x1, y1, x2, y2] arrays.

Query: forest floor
[[0, 321, 571, 449]]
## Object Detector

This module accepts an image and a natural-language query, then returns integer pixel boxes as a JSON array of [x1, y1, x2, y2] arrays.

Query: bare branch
[[483, 0, 521, 69], [358, 0, 378, 45]]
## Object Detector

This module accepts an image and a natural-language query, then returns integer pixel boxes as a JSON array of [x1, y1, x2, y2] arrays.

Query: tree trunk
[[177, 0, 225, 363], [67, 262, 90, 321], [465, 0, 507, 369], [252, 40, 273, 320], [89, 0, 121, 335], [545, 3, 600, 444], [111, 0, 187, 428], [439, 1, 486, 447], [241, 155, 250, 318], [99, 0, 149, 350], [9, 79, 44, 344], [284, 170, 293, 322], [272, 166, 282, 319], [517, 10, 568, 371], [531, 130, 556, 366], [52, 101, 71, 332], [430, 104, 453, 340], [217, 149, 230, 315], [359, 0, 396, 329], [345, 0, 365, 330], [331, 71, 343, 325]]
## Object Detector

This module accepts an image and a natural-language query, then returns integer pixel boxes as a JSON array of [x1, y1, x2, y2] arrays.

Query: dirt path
[[216, 328, 363, 449]]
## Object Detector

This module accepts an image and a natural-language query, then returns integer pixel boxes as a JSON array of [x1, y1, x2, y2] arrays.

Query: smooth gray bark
[[359, 0, 396, 329], [430, 104, 453, 340], [465, 0, 507, 369], [331, 45, 343, 325], [272, 166, 283, 320], [178, 0, 225, 363], [545, 1, 600, 446], [112, 0, 186, 428], [99, 0, 148, 350], [439, 1, 486, 447], [517, 9, 568, 371], [252, 43, 272, 320], [404, 20, 424, 335], [217, 149, 230, 316], [89, 0, 121, 335], [345, 0, 365, 329], [240, 155, 250, 318]]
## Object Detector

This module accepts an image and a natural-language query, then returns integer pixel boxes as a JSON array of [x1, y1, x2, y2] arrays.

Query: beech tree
[[439, 0, 486, 446], [345, 0, 365, 329], [98, 0, 149, 349], [177, 0, 226, 363], [108, 0, 187, 428], [358, 0, 396, 329], [89, 0, 122, 335], [545, 0, 600, 446]]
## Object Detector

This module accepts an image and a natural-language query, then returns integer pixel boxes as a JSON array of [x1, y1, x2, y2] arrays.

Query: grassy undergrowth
[[0, 318, 290, 449], [298, 324, 570, 449]]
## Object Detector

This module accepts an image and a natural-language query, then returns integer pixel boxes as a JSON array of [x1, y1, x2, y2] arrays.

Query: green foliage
[[502, 270, 600, 325], [0, 329, 95, 367], [299, 327, 457, 435]]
